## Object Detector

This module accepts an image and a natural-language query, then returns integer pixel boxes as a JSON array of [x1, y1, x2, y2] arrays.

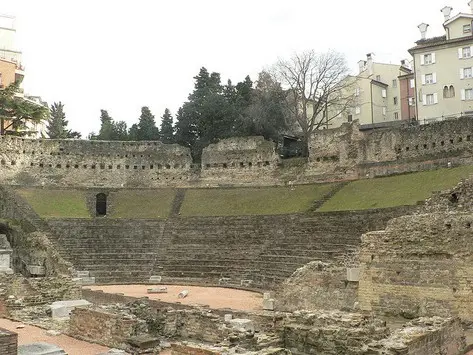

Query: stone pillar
[[0, 235, 13, 274]]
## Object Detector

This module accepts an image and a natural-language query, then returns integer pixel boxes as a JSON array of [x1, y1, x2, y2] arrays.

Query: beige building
[[409, 3, 473, 122], [327, 54, 412, 129]]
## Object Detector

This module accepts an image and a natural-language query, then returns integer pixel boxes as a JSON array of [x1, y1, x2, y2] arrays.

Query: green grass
[[318, 165, 473, 212], [179, 184, 334, 216], [109, 189, 175, 218], [17, 188, 90, 218]]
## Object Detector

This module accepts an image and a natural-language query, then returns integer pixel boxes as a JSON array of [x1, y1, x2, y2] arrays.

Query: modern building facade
[[409, 2, 473, 122], [327, 54, 412, 129]]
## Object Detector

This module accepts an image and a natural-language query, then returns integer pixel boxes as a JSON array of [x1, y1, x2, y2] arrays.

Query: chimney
[[366, 53, 374, 75], [469, 1, 473, 13], [418, 23, 429, 40], [358, 60, 366, 74], [441, 6, 453, 21]]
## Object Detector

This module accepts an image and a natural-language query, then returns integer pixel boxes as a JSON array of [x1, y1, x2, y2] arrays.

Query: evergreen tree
[[0, 82, 49, 136], [133, 106, 159, 140], [96, 110, 114, 140], [46, 102, 81, 139], [160, 108, 174, 143], [47, 102, 68, 138]]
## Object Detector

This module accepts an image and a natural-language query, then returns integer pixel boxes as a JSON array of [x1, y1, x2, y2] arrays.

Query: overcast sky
[[1, 0, 470, 137]]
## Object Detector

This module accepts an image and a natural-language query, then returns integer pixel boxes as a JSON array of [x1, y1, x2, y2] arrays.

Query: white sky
[[1, 0, 470, 137]]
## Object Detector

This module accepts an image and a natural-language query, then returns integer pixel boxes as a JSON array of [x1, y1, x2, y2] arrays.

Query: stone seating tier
[[46, 209, 412, 288]]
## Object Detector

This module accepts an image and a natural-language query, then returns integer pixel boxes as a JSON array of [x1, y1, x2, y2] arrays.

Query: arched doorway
[[96, 193, 107, 217]]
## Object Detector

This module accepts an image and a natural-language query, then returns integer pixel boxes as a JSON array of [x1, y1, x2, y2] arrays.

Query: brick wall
[[359, 211, 473, 321], [0, 328, 17, 355]]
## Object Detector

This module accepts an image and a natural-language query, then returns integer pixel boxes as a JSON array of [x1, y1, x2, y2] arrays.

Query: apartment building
[[409, 2, 473, 122], [328, 54, 412, 129]]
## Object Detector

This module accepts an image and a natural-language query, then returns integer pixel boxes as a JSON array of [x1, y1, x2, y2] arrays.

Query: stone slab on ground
[[18, 342, 67, 355], [75, 271, 90, 278], [147, 287, 167, 294], [50, 299, 91, 319], [126, 335, 160, 349]]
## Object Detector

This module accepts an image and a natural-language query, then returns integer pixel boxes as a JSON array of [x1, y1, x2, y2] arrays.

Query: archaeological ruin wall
[[0, 117, 472, 188], [358, 177, 473, 322], [200, 136, 279, 185], [308, 116, 473, 181]]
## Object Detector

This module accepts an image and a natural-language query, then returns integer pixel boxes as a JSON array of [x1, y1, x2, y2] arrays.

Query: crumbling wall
[[368, 317, 465, 355], [276, 260, 358, 312], [308, 117, 473, 180], [358, 212, 473, 321], [200, 136, 279, 185], [0, 136, 193, 188]]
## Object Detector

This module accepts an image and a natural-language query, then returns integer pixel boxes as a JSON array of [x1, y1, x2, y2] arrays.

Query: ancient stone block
[[50, 299, 91, 319], [218, 277, 230, 285], [126, 335, 160, 349], [18, 342, 66, 355], [240, 279, 253, 287], [75, 271, 90, 278], [27, 265, 45, 276], [147, 287, 167, 294], [263, 299, 275, 311], [178, 290, 189, 298], [224, 314, 233, 322], [149, 275, 162, 283], [229, 319, 254, 333], [346, 267, 360, 282]]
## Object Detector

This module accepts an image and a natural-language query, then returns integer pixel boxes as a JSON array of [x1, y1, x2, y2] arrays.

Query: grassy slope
[[17, 188, 90, 218], [110, 189, 175, 219], [318, 165, 473, 212], [179, 184, 334, 217]]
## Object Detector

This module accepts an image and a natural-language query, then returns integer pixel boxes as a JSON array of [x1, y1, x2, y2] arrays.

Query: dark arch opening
[[96, 193, 107, 217]]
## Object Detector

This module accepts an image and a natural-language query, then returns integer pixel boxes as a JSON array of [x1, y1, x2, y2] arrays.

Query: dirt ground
[[85, 284, 263, 311], [0, 318, 110, 355]]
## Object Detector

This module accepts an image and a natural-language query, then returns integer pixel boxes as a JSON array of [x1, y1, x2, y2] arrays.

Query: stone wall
[[46, 207, 413, 287], [307, 116, 473, 181], [358, 212, 473, 321], [0, 136, 193, 188], [0, 328, 17, 355], [276, 260, 358, 312], [69, 307, 141, 349], [0, 117, 473, 188], [200, 136, 279, 185], [78, 290, 466, 355]]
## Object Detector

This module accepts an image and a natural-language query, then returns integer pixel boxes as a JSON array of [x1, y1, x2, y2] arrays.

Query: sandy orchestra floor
[[85, 284, 263, 311]]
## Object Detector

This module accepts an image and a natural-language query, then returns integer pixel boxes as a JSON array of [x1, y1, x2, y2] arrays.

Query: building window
[[450, 85, 455, 98], [394, 112, 399, 120], [381, 89, 387, 98], [462, 88, 473, 100], [392, 79, 397, 88], [423, 73, 436, 84], [394, 97, 398, 105], [464, 24, 471, 34], [463, 46, 472, 58], [347, 114, 353, 123], [410, 79, 415, 88], [443, 86, 449, 98], [382, 106, 387, 116], [354, 87, 360, 96], [376, 75, 381, 81], [408, 97, 415, 106], [355, 106, 361, 114], [462, 67, 473, 79], [425, 93, 437, 105], [424, 53, 432, 65]]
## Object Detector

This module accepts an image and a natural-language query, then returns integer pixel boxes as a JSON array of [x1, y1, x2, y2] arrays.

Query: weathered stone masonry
[[1, 117, 473, 187]]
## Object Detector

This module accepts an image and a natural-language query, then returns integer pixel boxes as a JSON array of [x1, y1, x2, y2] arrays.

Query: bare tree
[[273, 50, 355, 156]]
